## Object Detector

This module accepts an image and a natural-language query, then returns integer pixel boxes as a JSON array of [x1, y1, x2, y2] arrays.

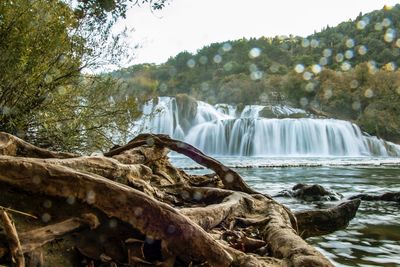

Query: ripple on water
[[174, 156, 400, 266]]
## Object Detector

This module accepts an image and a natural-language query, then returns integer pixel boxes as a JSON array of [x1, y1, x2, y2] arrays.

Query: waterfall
[[134, 97, 400, 157]]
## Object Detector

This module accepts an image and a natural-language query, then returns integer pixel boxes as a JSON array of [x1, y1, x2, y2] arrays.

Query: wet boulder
[[349, 192, 400, 203], [175, 94, 198, 132], [276, 183, 343, 201]]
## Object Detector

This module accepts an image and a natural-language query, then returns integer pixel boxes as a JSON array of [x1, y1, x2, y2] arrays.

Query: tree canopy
[[0, 0, 169, 152]]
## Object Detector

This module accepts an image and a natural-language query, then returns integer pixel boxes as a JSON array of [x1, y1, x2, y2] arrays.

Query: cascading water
[[134, 97, 400, 157]]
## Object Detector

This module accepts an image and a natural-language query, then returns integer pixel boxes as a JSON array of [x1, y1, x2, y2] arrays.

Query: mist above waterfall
[[134, 97, 400, 157]]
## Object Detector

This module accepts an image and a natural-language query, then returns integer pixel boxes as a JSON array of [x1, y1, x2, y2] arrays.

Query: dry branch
[[0, 210, 25, 267]]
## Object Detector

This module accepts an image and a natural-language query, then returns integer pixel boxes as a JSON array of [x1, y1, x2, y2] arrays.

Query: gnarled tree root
[[0, 132, 77, 159], [0, 132, 361, 266], [0, 157, 233, 266], [105, 133, 259, 194]]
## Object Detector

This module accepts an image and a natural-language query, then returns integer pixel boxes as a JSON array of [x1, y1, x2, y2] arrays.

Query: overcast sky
[[116, 0, 399, 65]]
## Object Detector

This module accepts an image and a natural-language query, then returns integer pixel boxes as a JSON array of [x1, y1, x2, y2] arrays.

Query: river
[[171, 156, 400, 266]]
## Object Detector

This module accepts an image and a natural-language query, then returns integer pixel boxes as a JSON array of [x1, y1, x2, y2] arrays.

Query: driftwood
[[0, 132, 361, 266]]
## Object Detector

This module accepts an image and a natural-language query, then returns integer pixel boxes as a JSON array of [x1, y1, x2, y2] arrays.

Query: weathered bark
[[0, 133, 361, 266], [0, 132, 77, 158], [179, 187, 333, 266], [104, 134, 259, 195], [295, 199, 361, 239], [0, 157, 233, 266], [0, 211, 25, 267], [19, 214, 99, 253], [25, 249, 43, 267]]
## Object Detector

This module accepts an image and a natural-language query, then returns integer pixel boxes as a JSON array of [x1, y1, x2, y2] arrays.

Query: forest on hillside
[[113, 4, 400, 143]]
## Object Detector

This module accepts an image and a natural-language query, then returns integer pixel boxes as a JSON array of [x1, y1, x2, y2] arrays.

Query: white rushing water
[[133, 97, 400, 157]]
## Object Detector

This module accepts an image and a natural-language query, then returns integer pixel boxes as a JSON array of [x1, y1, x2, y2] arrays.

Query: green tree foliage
[[113, 4, 400, 106], [74, 0, 170, 23], [0, 0, 82, 134], [29, 76, 138, 152], [0, 0, 144, 152]]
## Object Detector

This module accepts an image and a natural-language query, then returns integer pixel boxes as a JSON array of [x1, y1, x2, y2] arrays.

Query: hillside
[[112, 4, 400, 142]]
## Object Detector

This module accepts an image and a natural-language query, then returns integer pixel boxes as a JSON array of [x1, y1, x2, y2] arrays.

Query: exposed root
[[0, 210, 25, 267], [0, 132, 362, 266]]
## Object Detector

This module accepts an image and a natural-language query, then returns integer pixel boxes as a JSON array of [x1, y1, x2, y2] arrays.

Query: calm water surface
[[171, 156, 400, 266]]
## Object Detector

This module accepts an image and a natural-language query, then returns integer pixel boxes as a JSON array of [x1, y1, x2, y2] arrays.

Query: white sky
[[116, 0, 400, 65]]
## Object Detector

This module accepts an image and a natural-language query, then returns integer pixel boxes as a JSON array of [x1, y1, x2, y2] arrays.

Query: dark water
[[171, 156, 400, 266]]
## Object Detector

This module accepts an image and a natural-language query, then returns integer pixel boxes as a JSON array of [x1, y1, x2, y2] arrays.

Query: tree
[[0, 0, 82, 134], [0, 0, 157, 152]]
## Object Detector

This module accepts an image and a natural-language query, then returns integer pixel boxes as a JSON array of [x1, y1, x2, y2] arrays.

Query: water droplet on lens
[[134, 207, 143, 216], [303, 71, 312, 80], [146, 137, 155, 146], [346, 39, 355, 48], [43, 200, 52, 209], [323, 48, 332, 57], [364, 89, 374, 98], [86, 190, 96, 204], [193, 191, 202, 201], [67, 196, 75, 205], [213, 54, 222, 64], [311, 64, 321, 74], [225, 173, 234, 183], [199, 56, 208, 64], [167, 224, 176, 234], [249, 47, 261, 58], [358, 45, 368, 55], [222, 42, 232, 52], [350, 80, 359, 89], [299, 97, 308, 107], [187, 59, 195, 68], [41, 213, 51, 223], [335, 53, 344, 62], [294, 64, 305, 73]]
